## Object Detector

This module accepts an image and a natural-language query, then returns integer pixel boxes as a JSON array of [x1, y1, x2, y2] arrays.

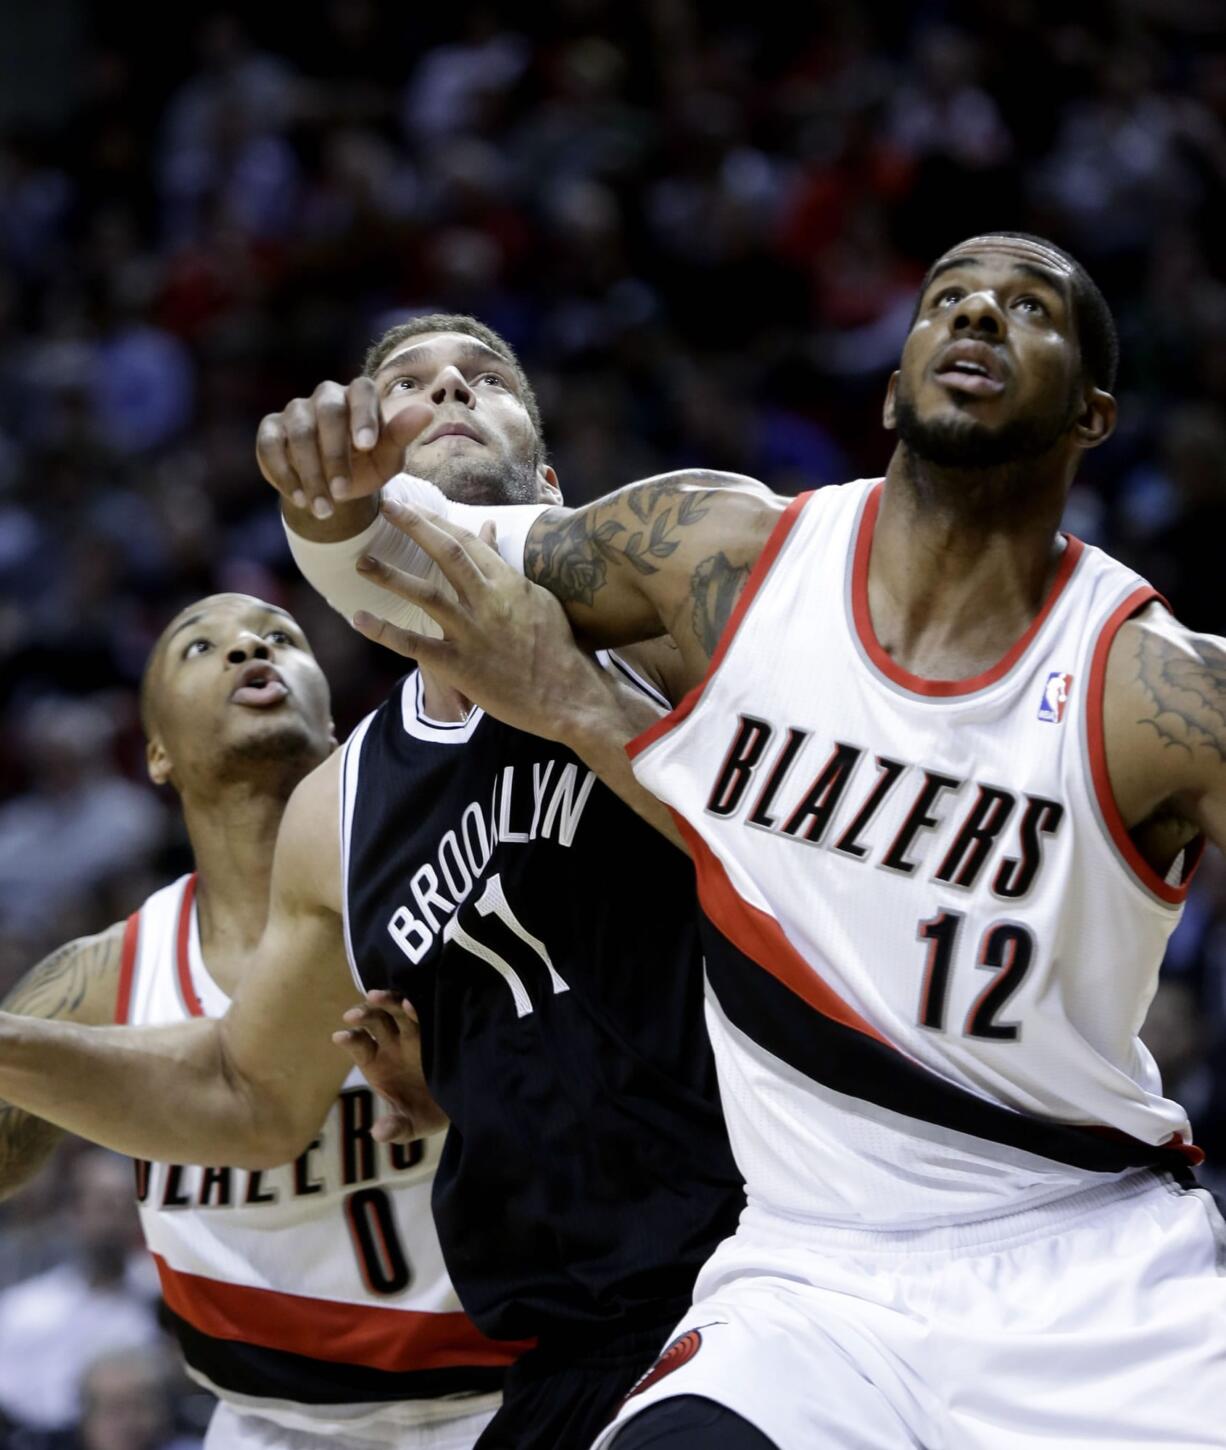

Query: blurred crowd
[[1, 0, 1225, 1440]]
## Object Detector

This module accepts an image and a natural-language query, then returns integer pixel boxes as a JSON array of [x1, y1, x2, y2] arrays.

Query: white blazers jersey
[[631, 479, 1205, 1231], [117, 874, 522, 1438]]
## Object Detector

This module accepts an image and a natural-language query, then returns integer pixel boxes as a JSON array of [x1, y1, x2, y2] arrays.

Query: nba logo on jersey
[[1038, 671, 1073, 723]]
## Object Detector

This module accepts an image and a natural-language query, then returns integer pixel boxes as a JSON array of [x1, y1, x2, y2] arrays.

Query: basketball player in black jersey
[[0, 319, 745, 1450]]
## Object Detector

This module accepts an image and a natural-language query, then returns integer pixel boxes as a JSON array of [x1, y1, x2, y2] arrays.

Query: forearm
[[281, 493, 379, 543], [284, 474, 549, 635], [0, 1014, 301, 1169]]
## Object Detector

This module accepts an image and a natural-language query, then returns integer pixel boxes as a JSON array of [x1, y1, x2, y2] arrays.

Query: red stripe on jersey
[[670, 813, 892, 1046], [851, 482, 1086, 697], [151, 1254, 529, 1372], [115, 914, 141, 1025], [627, 491, 812, 761], [176, 874, 205, 1017], [1085, 587, 1203, 906], [1086, 1123, 1203, 1167]]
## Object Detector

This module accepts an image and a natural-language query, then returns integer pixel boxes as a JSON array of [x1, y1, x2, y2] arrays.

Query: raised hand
[[256, 378, 431, 523], [350, 508, 612, 744]]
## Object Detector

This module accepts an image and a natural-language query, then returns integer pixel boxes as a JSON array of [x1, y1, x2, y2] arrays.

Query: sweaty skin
[[341, 240, 1226, 875]]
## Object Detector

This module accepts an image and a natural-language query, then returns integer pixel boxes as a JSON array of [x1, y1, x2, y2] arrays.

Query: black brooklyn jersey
[[341, 668, 743, 1343]]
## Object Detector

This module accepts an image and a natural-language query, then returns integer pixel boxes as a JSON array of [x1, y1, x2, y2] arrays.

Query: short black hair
[[913, 232, 1119, 392]]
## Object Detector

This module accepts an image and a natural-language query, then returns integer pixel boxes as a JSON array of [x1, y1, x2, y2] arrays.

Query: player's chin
[[221, 707, 318, 756]]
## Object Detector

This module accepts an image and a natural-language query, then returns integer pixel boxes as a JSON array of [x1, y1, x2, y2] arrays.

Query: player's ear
[[146, 734, 174, 788], [882, 372, 900, 432], [537, 464, 563, 506], [1074, 388, 1116, 450]]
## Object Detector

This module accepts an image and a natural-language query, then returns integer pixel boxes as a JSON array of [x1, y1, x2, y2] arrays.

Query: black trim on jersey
[[411, 672, 480, 732], [166, 1310, 506, 1405], [701, 921, 1196, 1178], [606, 652, 672, 712]]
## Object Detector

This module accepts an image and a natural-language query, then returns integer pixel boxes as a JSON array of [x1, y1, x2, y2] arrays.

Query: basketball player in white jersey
[[0, 592, 513, 1450], [276, 233, 1226, 1448]]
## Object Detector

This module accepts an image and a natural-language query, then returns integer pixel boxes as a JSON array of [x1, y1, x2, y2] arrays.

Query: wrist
[[281, 493, 379, 543], [554, 669, 636, 757]]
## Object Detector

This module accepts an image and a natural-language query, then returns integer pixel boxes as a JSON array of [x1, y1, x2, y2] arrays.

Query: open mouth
[[230, 663, 289, 709], [933, 344, 1006, 398]]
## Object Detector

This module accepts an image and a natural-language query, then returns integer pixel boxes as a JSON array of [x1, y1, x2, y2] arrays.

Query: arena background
[[1, 3, 1224, 1444]]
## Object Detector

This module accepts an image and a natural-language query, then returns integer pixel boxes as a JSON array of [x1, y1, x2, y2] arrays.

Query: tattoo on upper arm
[[525, 480, 715, 607], [690, 552, 752, 660], [1135, 629, 1226, 765], [1, 935, 114, 1022], [0, 932, 121, 1195]]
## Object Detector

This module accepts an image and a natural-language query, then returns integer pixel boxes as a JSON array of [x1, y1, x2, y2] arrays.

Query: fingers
[[355, 554, 465, 633], [331, 1028, 375, 1066], [350, 609, 440, 661], [347, 376, 381, 453], [313, 381, 353, 506], [365, 989, 419, 1025], [372, 1112, 419, 1145], [340, 395, 431, 501], [255, 414, 307, 511], [339, 1003, 404, 1051], [283, 397, 335, 520], [380, 500, 500, 604]]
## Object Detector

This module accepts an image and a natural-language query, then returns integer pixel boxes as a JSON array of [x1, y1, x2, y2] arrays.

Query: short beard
[[413, 451, 543, 507], [893, 384, 1080, 470], [213, 723, 324, 795]]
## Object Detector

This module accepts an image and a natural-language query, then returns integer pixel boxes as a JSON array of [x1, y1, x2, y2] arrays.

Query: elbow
[[224, 1115, 318, 1171], [213, 1039, 319, 1171]]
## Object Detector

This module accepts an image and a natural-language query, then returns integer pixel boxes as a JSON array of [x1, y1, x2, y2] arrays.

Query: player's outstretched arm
[[0, 755, 360, 1169], [1104, 608, 1226, 856], [0, 924, 126, 1200]]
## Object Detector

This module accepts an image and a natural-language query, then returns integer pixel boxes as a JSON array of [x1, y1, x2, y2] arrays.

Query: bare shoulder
[[1103, 603, 1226, 824], [0, 921, 128, 1027], [272, 747, 345, 916]]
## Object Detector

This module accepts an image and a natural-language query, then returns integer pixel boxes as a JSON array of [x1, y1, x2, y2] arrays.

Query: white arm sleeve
[[283, 473, 551, 639]]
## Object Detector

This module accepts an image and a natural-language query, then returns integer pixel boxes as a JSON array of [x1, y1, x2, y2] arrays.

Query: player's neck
[[179, 783, 285, 981], [871, 452, 1071, 679], [418, 665, 475, 724]]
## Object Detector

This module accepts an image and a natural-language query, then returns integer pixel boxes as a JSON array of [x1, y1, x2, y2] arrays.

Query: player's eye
[[265, 629, 293, 646], [934, 287, 964, 308], [184, 639, 211, 658], [476, 372, 505, 387], [390, 376, 418, 391], [1014, 296, 1046, 316]]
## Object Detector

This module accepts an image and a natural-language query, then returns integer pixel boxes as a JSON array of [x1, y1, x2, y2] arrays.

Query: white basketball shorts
[[593, 1170, 1226, 1450], [204, 1398, 498, 1450]]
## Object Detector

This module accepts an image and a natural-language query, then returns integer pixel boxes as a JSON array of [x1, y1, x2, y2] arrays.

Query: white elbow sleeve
[[283, 473, 551, 639]]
